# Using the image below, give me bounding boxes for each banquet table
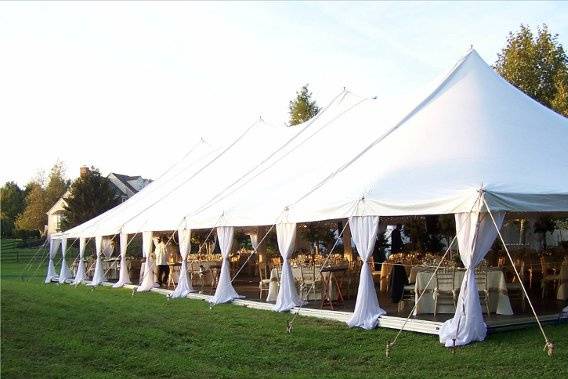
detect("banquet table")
[138,260,221,287]
[413,268,513,315]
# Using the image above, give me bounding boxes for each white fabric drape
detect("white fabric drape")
[45,237,61,283]
[274,223,303,312]
[72,238,87,285]
[171,228,195,298]
[439,211,505,347]
[58,238,71,284]
[113,233,131,288]
[90,235,105,285]
[137,231,155,292]
[346,216,386,329]
[210,226,240,304]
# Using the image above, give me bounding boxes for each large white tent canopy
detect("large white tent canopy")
[51,49,568,347]
[144,49,568,230]
[62,91,369,238]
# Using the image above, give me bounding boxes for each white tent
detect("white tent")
[120,91,370,233]
[54,49,568,346]
[63,91,363,238]
[188,49,568,228]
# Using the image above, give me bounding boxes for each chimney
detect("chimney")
[80,166,90,178]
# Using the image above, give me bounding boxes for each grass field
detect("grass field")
[2,239,568,378]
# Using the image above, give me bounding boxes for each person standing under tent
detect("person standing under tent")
[154,236,169,287]
[391,224,403,254]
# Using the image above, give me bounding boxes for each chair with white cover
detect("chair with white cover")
[475,267,491,317]
[299,265,320,301]
[434,267,457,318]
[540,256,560,299]
[258,263,271,300]
[507,259,526,311]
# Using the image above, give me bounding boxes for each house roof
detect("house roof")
[46,190,71,215]
[108,173,152,197]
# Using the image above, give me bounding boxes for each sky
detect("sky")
[1,1,567,186]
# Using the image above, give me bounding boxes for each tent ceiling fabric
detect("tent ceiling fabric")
[59,49,568,238]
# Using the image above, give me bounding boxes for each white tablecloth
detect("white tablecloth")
[413,268,513,315]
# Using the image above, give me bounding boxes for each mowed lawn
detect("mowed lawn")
[1,242,568,378]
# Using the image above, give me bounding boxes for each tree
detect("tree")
[288,84,320,126]
[44,161,69,208]
[14,162,69,236]
[14,181,46,235]
[495,24,568,117]
[0,182,26,237]
[61,167,120,230]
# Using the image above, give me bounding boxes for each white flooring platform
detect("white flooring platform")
[54,279,566,336]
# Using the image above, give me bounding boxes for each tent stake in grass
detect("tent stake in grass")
[385,341,393,358]
[286,320,293,334]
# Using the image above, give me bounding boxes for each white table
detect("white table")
[413,268,513,315]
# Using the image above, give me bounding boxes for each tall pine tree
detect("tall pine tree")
[288,84,320,126]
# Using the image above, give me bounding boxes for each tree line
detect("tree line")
[1,163,120,241]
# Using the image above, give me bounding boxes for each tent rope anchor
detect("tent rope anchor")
[385,341,394,358]
[544,340,555,357]
[286,320,293,334]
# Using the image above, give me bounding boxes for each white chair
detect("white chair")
[258,263,271,300]
[433,268,457,318]
[299,265,320,301]
[475,267,491,317]
[507,259,526,311]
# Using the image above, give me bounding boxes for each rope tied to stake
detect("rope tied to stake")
[482,196,555,357]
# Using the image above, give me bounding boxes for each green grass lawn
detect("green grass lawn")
[2,241,568,378]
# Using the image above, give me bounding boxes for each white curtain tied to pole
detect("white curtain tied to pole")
[439,210,505,347]
[113,233,131,288]
[73,238,87,285]
[45,237,61,283]
[137,231,155,292]
[58,238,71,284]
[210,226,240,304]
[171,228,195,298]
[274,223,303,312]
[346,216,386,329]
[90,236,105,285]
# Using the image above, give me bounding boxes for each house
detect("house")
[45,190,71,236]
[45,167,152,236]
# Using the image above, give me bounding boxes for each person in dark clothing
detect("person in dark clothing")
[390,224,403,254]
[372,233,386,271]
[389,263,409,303]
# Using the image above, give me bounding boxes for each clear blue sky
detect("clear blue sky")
[1,1,566,186]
